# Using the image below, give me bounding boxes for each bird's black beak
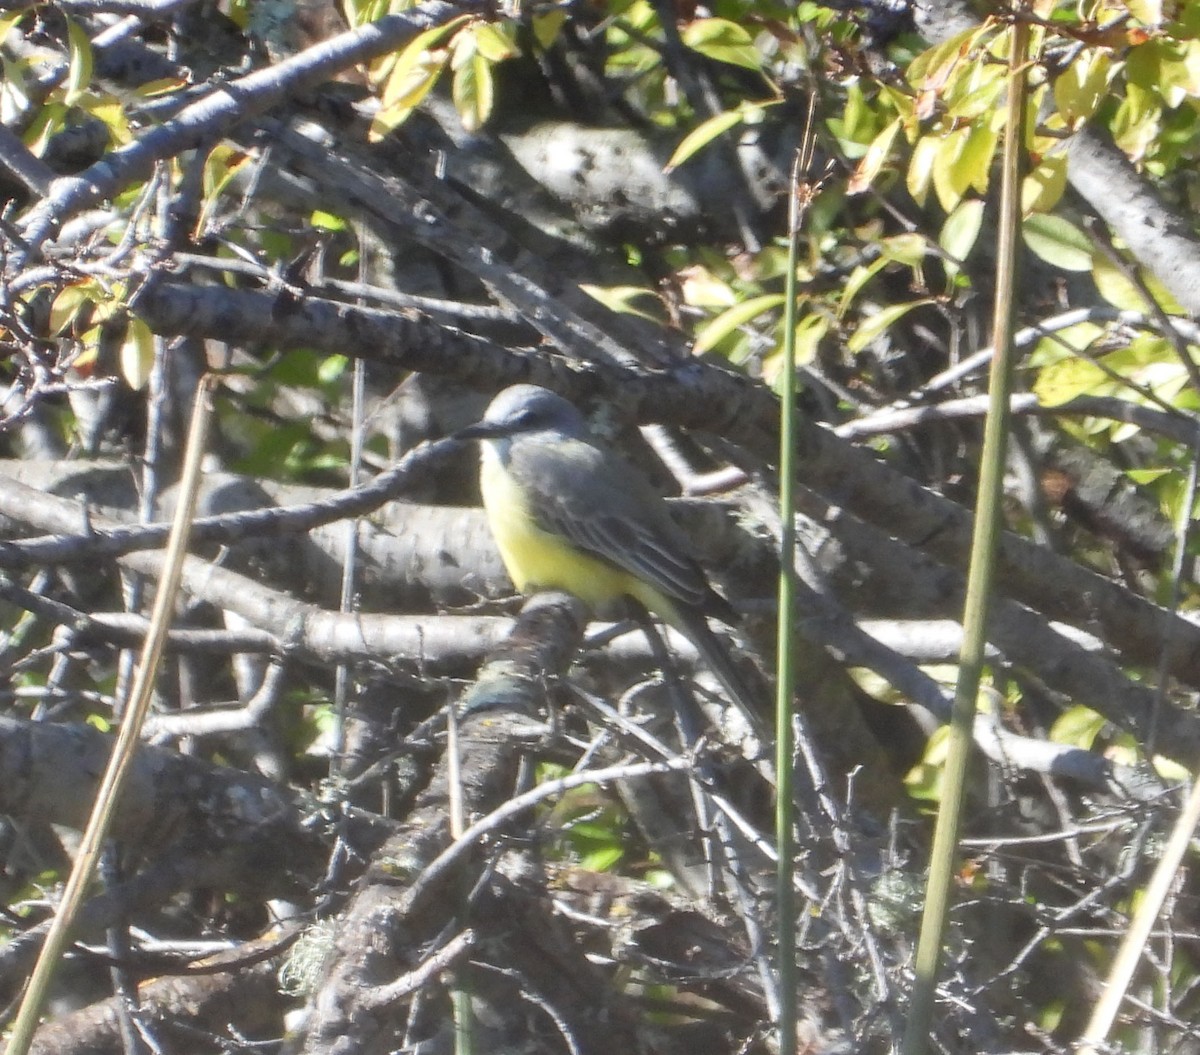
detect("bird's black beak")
[454,420,509,442]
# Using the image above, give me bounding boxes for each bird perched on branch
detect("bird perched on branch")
[457,384,763,734]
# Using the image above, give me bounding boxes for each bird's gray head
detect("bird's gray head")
[458,385,589,442]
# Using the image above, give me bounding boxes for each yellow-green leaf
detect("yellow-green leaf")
[1022,153,1067,213]
[1125,0,1162,27]
[1022,213,1093,272]
[532,10,566,49]
[473,21,519,62]
[1092,253,1184,314]
[1111,82,1160,161]
[133,77,188,99]
[848,299,932,353]
[1054,48,1111,127]
[377,14,469,105]
[692,293,785,354]
[838,257,888,317]
[939,197,984,267]
[311,209,347,231]
[847,118,901,195]
[666,108,743,171]
[1033,356,1111,407]
[679,265,736,308]
[680,18,762,72]
[1049,704,1108,749]
[452,49,493,133]
[50,283,97,335]
[579,283,661,322]
[120,316,156,391]
[932,125,970,213]
[906,134,939,207]
[881,232,928,267]
[666,99,777,171]
[64,17,93,105]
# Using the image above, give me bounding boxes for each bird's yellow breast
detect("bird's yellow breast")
[479,447,672,618]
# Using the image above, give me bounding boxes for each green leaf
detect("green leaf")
[1032,356,1110,407]
[310,209,346,232]
[667,101,776,171]
[932,125,971,213]
[64,17,93,106]
[1091,254,1183,315]
[906,134,939,207]
[50,283,97,335]
[837,257,888,317]
[1049,705,1107,749]
[452,47,493,133]
[847,118,901,195]
[881,233,928,267]
[1022,214,1093,272]
[368,15,470,140]
[848,300,932,353]
[939,197,984,267]
[120,316,156,391]
[472,22,519,62]
[680,18,762,72]
[1053,48,1111,127]
[957,122,998,194]
[692,293,785,354]
[532,10,566,49]
[1111,82,1160,161]
[579,283,661,322]
[666,109,743,171]
[1021,153,1067,213]
[1125,0,1162,24]
[580,845,624,872]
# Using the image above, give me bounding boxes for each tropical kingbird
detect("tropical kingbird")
[457,384,763,734]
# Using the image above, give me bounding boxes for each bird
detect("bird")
[456,383,763,735]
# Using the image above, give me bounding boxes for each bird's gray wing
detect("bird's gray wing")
[512,436,713,610]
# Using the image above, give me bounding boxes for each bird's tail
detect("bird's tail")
[672,606,768,740]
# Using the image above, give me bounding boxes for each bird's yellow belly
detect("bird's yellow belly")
[480,454,658,614]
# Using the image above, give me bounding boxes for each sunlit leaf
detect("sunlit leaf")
[1111,82,1160,161]
[473,21,519,62]
[957,122,998,194]
[1021,153,1067,213]
[907,134,939,207]
[881,232,928,267]
[772,312,827,377]
[1053,48,1111,127]
[1022,213,1093,272]
[680,18,762,72]
[133,77,188,99]
[667,100,776,171]
[679,266,736,308]
[368,14,470,139]
[939,198,984,268]
[579,283,661,322]
[1125,0,1162,27]
[1092,254,1184,314]
[532,9,566,48]
[311,209,347,231]
[847,118,900,195]
[932,125,970,213]
[1033,356,1111,407]
[666,108,743,171]
[50,283,97,335]
[120,316,156,391]
[838,257,888,317]
[692,293,785,354]
[452,44,493,133]
[64,17,93,105]
[848,299,933,353]
[1049,705,1107,749]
